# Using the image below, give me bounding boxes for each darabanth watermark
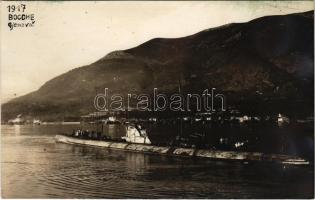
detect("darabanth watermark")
[94,88,226,112]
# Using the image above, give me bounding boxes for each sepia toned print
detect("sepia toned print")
[1,1,314,199]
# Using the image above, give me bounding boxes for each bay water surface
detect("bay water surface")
[1,124,313,198]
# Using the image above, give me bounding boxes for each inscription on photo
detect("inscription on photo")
[7,4,35,31]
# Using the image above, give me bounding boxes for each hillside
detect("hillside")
[2,11,314,121]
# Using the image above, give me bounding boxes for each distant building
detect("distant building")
[8,114,25,125]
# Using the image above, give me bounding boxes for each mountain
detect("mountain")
[2,11,314,121]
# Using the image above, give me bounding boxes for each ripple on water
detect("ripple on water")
[1,125,314,198]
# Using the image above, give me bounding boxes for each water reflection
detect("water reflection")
[13,125,21,136]
[1,125,314,198]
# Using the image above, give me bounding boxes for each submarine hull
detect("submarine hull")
[55,135,309,165]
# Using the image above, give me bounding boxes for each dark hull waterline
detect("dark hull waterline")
[55,135,309,165]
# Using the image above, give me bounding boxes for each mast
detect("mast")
[178,72,183,139]
[95,87,99,133]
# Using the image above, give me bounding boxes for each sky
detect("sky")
[1,1,313,103]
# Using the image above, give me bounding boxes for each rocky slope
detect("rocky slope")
[2,11,314,121]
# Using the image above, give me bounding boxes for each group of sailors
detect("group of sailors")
[71,129,104,140]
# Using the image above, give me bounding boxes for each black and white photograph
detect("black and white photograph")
[1,1,314,199]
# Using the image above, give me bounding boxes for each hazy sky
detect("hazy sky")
[1,1,313,102]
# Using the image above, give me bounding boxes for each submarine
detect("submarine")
[55,123,310,166]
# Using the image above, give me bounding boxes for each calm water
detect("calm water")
[1,125,314,198]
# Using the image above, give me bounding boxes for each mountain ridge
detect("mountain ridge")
[2,11,314,121]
